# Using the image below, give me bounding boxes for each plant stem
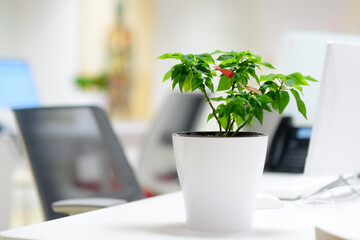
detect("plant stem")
[225,119,236,136]
[224,82,237,134]
[203,90,222,134]
[225,116,231,133]
[229,119,235,131]
[231,117,252,136]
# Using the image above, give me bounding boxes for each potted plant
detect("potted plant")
[158,50,317,232]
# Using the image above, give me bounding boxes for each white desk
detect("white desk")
[1,191,360,240]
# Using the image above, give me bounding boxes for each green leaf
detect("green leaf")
[250,95,262,106]
[233,72,247,86]
[259,81,279,93]
[204,77,214,93]
[210,50,223,55]
[261,103,272,112]
[258,94,273,103]
[172,77,178,90]
[171,65,187,92]
[233,113,245,128]
[207,113,214,122]
[279,91,290,114]
[180,54,194,66]
[217,75,232,91]
[247,117,255,129]
[217,54,234,61]
[198,84,206,93]
[293,84,303,93]
[254,55,262,64]
[195,53,215,64]
[225,102,236,116]
[261,62,275,69]
[254,104,264,124]
[157,53,182,60]
[225,90,238,94]
[191,75,204,91]
[219,57,237,66]
[285,78,295,87]
[211,96,226,102]
[215,103,224,115]
[183,72,193,92]
[288,72,309,86]
[234,98,246,119]
[194,64,211,76]
[304,75,318,82]
[275,74,286,82]
[163,68,172,82]
[290,89,307,119]
[271,91,280,111]
[248,68,260,85]
[256,94,273,113]
[219,116,228,130]
[178,73,187,92]
[260,73,276,82]
[171,64,184,80]
[265,91,275,100]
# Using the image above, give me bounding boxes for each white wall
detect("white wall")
[249,0,348,66]
[0,0,107,107]
[18,0,83,105]
[247,0,360,126]
[152,0,254,116]
[152,0,360,128]
[0,0,22,57]
[2,0,360,116]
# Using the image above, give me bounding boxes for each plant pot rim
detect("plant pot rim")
[172,131,267,138]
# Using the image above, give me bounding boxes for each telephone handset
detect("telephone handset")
[264,117,311,173]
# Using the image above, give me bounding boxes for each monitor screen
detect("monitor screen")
[305,41,360,176]
[0,60,39,108]
[296,127,312,140]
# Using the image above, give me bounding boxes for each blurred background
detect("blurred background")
[1,0,360,230]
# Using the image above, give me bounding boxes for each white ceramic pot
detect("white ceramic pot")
[172,131,268,232]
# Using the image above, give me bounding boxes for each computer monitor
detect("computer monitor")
[304,41,360,176]
[0,60,39,108]
[282,31,360,127]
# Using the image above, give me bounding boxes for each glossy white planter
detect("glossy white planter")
[172,132,268,232]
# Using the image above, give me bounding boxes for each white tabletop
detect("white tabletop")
[1,191,360,240]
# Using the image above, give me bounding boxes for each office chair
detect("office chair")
[137,93,204,195]
[13,106,144,220]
